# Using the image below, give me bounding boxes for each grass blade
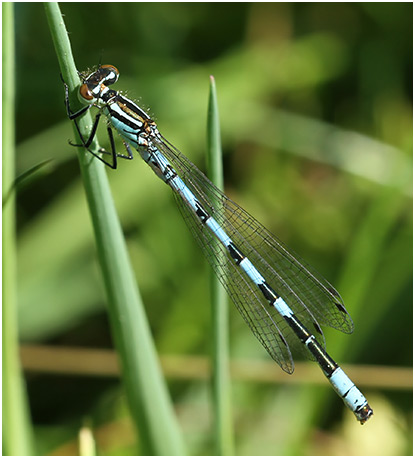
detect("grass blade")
[2,3,34,454]
[44,3,185,454]
[206,75,234,455]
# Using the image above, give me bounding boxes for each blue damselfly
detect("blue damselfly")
[63,65,373,424]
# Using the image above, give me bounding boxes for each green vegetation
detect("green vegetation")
[6,3,412,455]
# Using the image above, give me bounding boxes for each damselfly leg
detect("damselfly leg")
[63,79,133,169]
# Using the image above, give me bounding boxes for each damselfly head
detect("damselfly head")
[78,65,120,104]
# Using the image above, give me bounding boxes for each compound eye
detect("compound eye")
[100,64,119,85]
[79,83,94,101]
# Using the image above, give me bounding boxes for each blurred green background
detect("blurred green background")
[11,2,412,455]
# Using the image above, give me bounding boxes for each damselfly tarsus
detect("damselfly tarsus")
[63,65,373,423]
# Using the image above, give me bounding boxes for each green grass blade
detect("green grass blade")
[2,2,34,455]
[206,75,234,455]
[44,3,185,455]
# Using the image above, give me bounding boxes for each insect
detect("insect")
[63,65,373,423]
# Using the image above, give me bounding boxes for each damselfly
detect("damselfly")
[63,65,373,423]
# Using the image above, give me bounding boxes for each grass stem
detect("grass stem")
[206,75,234,455]
[44,3,185,454]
